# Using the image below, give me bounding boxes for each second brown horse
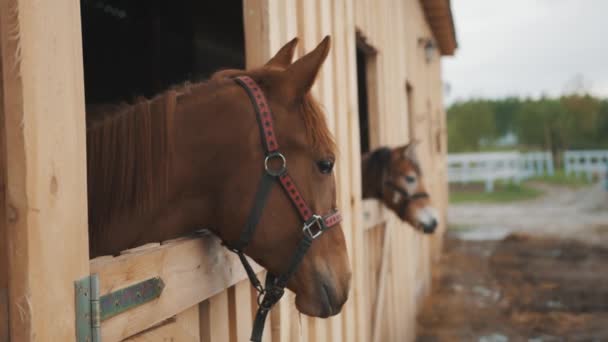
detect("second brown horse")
[361,142,439,233]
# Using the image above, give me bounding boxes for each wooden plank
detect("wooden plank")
[243,0,283,68]
[0,0,90,340]
[92,236,262,342]
[371,224,391,342]
[0,26,8,341]
[299,313,309,342]
[271,294,291,342]
[243,0,270,67]
[199,300,210,342]
[200,291,230,342]
[344,0,369,339]
[330,1,358,341]
[283,0,298,49]
[284,293,301,342]
[125,305,200,342]
[211,291,231,342]
[230,280,254,342]
[362,199,390,230]
[0,290,5,342]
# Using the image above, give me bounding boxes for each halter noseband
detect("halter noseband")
[384,181,429,201]
[227,76,342,342]
[384,180,429,217]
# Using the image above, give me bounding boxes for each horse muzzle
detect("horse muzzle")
[416,206,439,234]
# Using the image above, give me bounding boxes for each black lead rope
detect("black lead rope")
[230,199,316,342]
[249,234,314,342]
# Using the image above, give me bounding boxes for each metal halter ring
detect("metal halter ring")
[264,152,287,177]
[303,214,326,240]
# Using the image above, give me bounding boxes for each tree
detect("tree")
[447,100,496,152]
[446,95,608,159]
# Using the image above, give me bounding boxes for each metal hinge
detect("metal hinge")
[74,275,165,342]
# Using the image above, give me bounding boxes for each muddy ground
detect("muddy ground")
[416,183,608,341]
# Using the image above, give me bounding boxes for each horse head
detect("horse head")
[362,142,439,233]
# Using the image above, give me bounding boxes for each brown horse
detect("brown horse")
[85,37,351,318]
[361,142,439,233]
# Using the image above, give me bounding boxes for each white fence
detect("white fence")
[447,151,554,192]
[564,150,608,182]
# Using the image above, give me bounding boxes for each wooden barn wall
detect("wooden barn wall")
[355,0,449,341]
[0,0,448,341]
[402,0,449,261]
[0,0,91,340]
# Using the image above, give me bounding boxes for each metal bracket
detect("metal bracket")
[75,275,165,342]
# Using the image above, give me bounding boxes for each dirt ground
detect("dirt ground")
[416,183,608,341]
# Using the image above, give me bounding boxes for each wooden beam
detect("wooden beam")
[91,235,262,342]
[0,24,8,341]
[243,0,282,68]
[200,291,230,342]
[362,199,390,231]
[344,1,370,340]
[371,224,391,342]
[420,0,457,55]
[124,305,200,342]
[0,0,90,340]
[229,280,254,342]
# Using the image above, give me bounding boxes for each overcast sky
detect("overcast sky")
[442,0,608,104]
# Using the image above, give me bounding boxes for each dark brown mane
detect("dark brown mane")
[85,80,217,237]
[361,147,392,198]
[85,92,173,236]
[298,93,337,156]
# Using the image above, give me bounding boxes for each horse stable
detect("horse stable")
[0,0,456,341]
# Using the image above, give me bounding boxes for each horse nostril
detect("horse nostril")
[422,219,438,234]
[319,282,335,317]
[318,278,346,318]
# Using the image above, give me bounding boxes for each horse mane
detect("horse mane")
[298,93,337,156]
[362,147,392,198]
[85,80,216,236]
[85,93,172,235]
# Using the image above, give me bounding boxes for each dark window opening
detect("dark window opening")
[406,81,415,141]
[356,46,370,154]
[356,31,378,155]
[80,0,245,104]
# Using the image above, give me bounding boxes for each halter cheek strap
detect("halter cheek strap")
[228,76,342,342]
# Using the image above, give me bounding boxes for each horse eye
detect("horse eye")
[317,159,334,174]
[405,175,416,183]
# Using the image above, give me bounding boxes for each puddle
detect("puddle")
[479,333,509,342]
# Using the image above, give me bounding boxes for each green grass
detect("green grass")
[447,224,475,231]
[529,170,592,188]
[449,182,543,204]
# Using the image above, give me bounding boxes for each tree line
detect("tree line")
[447,94,608,166]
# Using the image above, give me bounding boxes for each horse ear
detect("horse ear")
[281,35,331,100]
[265,37,299,69]
[400,139,420,160]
